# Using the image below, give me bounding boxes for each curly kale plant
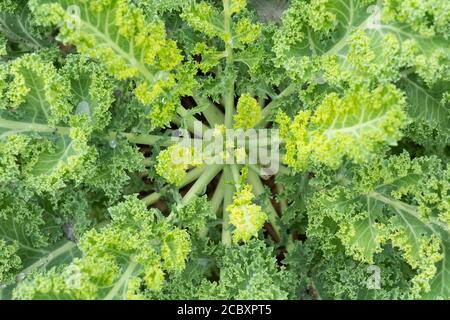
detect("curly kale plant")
[0,0,449,300]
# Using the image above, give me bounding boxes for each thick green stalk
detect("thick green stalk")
[276,184,288,212]
[182,165,224,205]
[257,84,298,127]
[142,158,152,167]
[141,192,162,207]
[230,164,241,184]
[114,132,174,146]
[141,166,206,206]
[223,0,235,129]
[194,95,225,126]
[198,172,225,239]
[0,118,174,146]
[175,106,210,134]
[210,173,225,215]
[0,118,70,135]
[222,166,234,246]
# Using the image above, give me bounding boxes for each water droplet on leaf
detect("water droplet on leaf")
[76,101,91,116]
[109,140,117,149]
[16,273,26,282]
[314,73,326,84]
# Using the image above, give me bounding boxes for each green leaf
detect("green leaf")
[369,191,450,299]
[19,240,79,278]
[279,0,447,58]
[13,197,192,300]
[399,75,450,135]
[308,154,450,299]
[30,135,79,176]
[0,54,89,188]
[0,4,49,50]
[0,221,80,299]
[343,197,385,262]
[99,261,141,300]
[31,0,181,86]
[277,84,408,171]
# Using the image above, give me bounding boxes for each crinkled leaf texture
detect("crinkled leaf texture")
[274,0,450,140]
[13,196,191,300]
[307,154,449,299]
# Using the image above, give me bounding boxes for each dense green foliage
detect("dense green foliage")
[0,0,449,300]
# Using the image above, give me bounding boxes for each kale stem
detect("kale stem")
[222,166,234,246]
[175,106,210,133]
[141,192,162,207]
[230,164,241,185]
[0,117,176,146]
[117,132,174,146]
[223,0,235,129]
[211,173,225,215]
[142,158,152,167]
[258,83,298,127]
[276,183,288,212]
[141,166,206,206]
[182,165,223,205]
[194,95,225,126]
